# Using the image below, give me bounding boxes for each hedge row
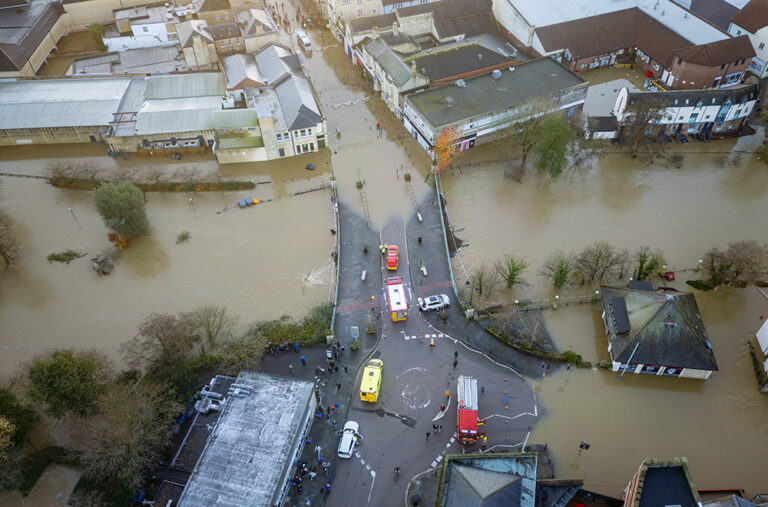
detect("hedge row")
[485,325,591,368]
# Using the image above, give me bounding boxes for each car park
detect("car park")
[337,421,362,458]
[417,294,450,312]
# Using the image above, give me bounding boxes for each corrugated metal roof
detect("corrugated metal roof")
[135,97,257,135]
[144,73,225,99]
[0,78,131,129]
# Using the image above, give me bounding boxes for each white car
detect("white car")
[417,294,450,312]
[337,421,362,458]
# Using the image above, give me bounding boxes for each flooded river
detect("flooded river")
[0,145,335,375]
[439,141,768,497]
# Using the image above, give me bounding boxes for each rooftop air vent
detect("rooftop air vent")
[491,69,502,79]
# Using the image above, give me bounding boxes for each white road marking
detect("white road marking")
[436,455,444,463]
[366,473,376,505]
[430,460,437,468]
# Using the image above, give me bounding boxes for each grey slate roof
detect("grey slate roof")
[0,0,63,71]
[407,57,586,130]
[177,20,213,48]
[193,0,230,12]
[600,286,718,371]
[221,53,264,89]
[204,22,240,41]
[235,8,277,36]
[439,454,538,507]
[275,74,322,130]
[689,0,739,31]
[254,44,300,85]
[627,83,758,108]
[398,0,497,38]
[145,73,225,99]
[365,37,412,86]
[179,371,314,507]
[349,13,397,33]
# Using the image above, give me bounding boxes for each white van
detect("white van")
[296,30,312,52]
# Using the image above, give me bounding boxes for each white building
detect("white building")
[106,5,180,52]
[727,0,768,78]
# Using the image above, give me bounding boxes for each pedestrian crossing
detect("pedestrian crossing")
[403,333,444,341]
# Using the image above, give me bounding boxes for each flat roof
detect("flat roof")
[179,371,314,507]
[407,57,585,130]
[0,78,131,129]
[387,279,407,311]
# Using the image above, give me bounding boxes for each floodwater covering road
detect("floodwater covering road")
[439,140,768,497]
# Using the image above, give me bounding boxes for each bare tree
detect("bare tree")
[702,240,768,287]
[621,94,668,163]
[120,313,198,371]
[185,305,238,348]
[469,264,500,304]
[574,241,630,285]
[0,210,19,270]
[142,166,169,188]
[498,98,559,176]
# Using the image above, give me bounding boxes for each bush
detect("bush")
[349,341,359,352]
[176,231,190,244]
[47,249,84,264]
[0,389,36,446]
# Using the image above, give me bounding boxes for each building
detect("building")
[756,318,768,393]
[600,285,718,379]
[727,0,768,78]
[69,46,187,75]
[613,83,758,138]
[0,77,132,145]
[178,371,316,507]
[402,56,587,155]
[0,0,67,78]
[105,5,180,52]
[494,0,755,90]
[193,0,235,25]
[623,458,701,506]
[381,0,439,14]
[683,0,741,32]
[235,8,279,53]
[355,33,518,118]
[323,0,384,36]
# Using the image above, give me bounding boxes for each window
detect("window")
[685,99,689,105]
[720,63,725,69]
[737,30,742,35]
[216,15,220,22]
[302,143,309,152]
[735,109,742,117]
[142,26,149,32]
[310,142,314,151]
[300,129,306,137]
[741,58,746,64]
[296,145,301,153]
[689,113,698,123]
[276,133,282,141]
[279,147,285,157]
[221,42,226,49]
[307,128,312,135]
[695,98,703,109]
[357,8,362,16]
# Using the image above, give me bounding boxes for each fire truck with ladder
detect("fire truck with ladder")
[457,375,485,445]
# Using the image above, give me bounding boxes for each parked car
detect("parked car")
[386,245,399,270]
[337,421,362,458]
[417,294,450,312]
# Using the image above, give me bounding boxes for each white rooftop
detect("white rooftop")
[0,78,131,129]
[179,371,314,507]
[510,0,728,44]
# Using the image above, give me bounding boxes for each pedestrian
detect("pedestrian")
[309,471,317,481]
[315,366,321,374]
[332,419,337,427]
[295,343,300,353]
[344,365,348,373]
[445,391,451,399]
[325,483,332,493]
[481,386,485,394]
[336,382,341,390]
[426,431,430,441]
[453,359,457,368]
[440,405,445,412]
[341,346,345,355]
[454,351,458,359]
[432,424,438,431]
[289,364,294,375]
[326,406,331,415]
[438,424,442,434]
[429,338,435,349]
[301,356,306,365]
[334,366,339,373]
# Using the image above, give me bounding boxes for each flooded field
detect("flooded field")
[440,140,768,497]
[0,146,335,375]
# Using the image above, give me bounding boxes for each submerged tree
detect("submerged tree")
[633,246,665,281]
[621,94,668,163]
[0,210,19,270]
[536,114,572,177]
[700,240,768,287]
[498,256,528,288]
[541,252,573,289]
[93,181,149,239]
[120,312,198,371]
[574,241,630,285]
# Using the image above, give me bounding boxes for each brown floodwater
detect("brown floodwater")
[439,138,768,497]
[0,145,335,375]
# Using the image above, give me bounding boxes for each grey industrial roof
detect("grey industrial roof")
[365,37,412,87]
[275,74,322,130]
[0,78,131,129]
[145,73,225,99]
[135,98,258,135]
[221,53,264,89]
[0,0,64,71]
[439,454,538,507]
[689,0,740,31]
[411,44,513,82]
[600,286,718,371]
[179,371,314,507]
[406,57,586,129]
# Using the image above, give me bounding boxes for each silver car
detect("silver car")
[417,294,450,312]
[337,421,362,458]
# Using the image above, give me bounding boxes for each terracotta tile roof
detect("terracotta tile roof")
[673,35,755,66]
[730,0,768,33]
